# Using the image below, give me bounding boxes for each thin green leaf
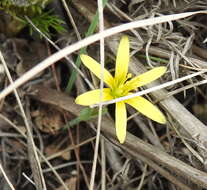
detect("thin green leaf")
[65,0,108,93]
[63,107,108,128]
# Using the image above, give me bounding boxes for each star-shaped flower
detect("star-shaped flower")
[75,36,166,143]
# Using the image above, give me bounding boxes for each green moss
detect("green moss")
[0,0,48,16]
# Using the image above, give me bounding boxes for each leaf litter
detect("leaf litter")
[0,0,207,189]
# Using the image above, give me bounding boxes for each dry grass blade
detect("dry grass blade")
[0,11,206,100]
[24,16,94,90]
[103,116,207,188]
[106,37,207,160]
[1,7,207,189]
[0,163,15,190]
[91,69,206,107]
[0,52,47,190]
[88,0,105,190]
[29,85,207,189]
[0,114,69,190]
[124,149,192,190]
[61,0,81,40]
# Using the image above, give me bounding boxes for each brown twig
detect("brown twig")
[29,85,207,189]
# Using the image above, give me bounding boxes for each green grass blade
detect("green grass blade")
[63,107,108,129]
[65,0,108,93]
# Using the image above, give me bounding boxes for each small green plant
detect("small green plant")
[0,0,66,38]
[64,107,108,129]
[19,10,66,38]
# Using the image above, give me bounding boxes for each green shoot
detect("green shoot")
[19,10,66,38]
[63,107,108,129]
[137,54,169,64]
[65,0,108,93]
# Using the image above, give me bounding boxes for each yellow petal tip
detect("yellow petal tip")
[118,136,125,144]
[80,54,87,62]
[115,102,127,144]
[122,35,128,40]
[155,114,167,124]
[75,96,81,105]
[159,66,167,73]
[154,66,167,77]
[159,116,167,124]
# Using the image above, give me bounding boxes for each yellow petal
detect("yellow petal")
[115,36,129,84]
[80,54,114,88]
[75,88,113,106]
[124,67,167,91]
[115,102,127,143]
[126,96,166,124]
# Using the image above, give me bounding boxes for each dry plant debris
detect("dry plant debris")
[0,0,207,190]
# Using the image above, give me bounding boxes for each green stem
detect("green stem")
[65,0,108,93]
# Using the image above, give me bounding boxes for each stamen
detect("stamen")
[127,73,132,79]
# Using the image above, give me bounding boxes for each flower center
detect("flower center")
[110,73,133,98]
[110,85,125,98]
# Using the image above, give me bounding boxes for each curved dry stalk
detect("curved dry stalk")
[29,85,207,189]
[91,69,206,107]
[60,0,81,40]
[0,11,206,100]
[89,0,105,189]
[0,51,47,190]
[107,37,207,158]
[0,163,15,190]
[0,115,69,190]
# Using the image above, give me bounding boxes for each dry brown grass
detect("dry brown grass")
[0,0,207,189]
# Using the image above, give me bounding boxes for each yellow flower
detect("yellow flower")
[75,36,167,143]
